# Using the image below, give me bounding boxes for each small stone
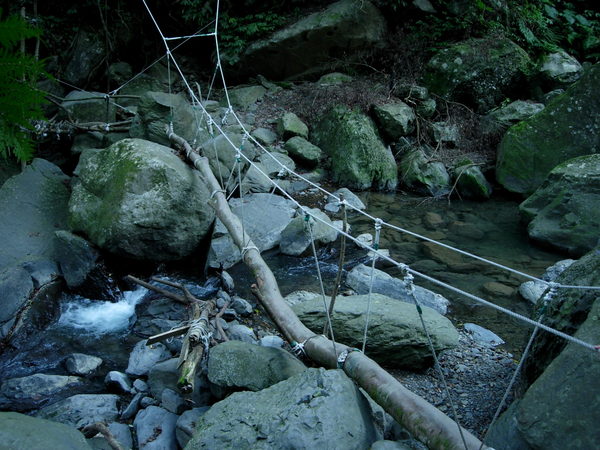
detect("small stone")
[227,324,257,343]
[140,397,158,408]
[120,392,143,420]
[133,379,149,393]
[65,353,103,376]
[162,388,186,415]
[277,112,309,140]
[126,340,171,377]
[356,233,373,248]
[251,127,277,146]
[482,281,514,297]
[259,335,284,348]
[231,296,253,317]
[464,323,505,347]
[104,371,132,394]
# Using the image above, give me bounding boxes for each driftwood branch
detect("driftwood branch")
[168,129,488,450]
[126,275,190,305]
[178,302,214,394]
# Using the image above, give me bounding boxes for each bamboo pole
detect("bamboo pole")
[167,129,490,450]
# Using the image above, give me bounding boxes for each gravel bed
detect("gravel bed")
[391,330,519,439]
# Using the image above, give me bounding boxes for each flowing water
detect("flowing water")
[229,192,563,354]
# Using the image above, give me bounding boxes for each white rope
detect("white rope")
[361,218,382,353]
[164,32,215,40]
[306,213,338,357]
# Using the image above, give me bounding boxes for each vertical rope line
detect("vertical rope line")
[402,266,468,450]
[236,152,247,248]
[306,214,338,357]
[361,218,382,353]
[479,284,557,450]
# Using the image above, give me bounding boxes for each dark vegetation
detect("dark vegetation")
[1,0,598,163]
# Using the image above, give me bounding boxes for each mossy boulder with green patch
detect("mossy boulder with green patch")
[312,105,397,191]
[496,63,600,195]
[68,138,214,261]
[451,160,492,200]
[399,148,450,197]
[422,37,532,113]
[372,101,416,141]
[519,154,600,257]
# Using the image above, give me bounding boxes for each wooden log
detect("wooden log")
[168,129,489,450]
[178,302,214,394]
[146,325,190,346]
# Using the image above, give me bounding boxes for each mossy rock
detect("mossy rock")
[422,36,532,113]
[312,105,397,191]
[496,63,600,195]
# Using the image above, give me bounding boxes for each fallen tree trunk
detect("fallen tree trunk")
[168,129,489,450]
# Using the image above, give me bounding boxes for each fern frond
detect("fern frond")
[0,11,41,49]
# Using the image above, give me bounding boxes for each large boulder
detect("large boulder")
[208,193,297,268]
[63,30,105,86]
[519,154,600,256]
[312,106,398,191]
[346,264,449,315]
[372,101,416,141]
[538,50,583,86]
[0,412,91,450]
[229,0,386,80]
[423,36,532,113]
[496,63,600,194]
[129,91,210,147]
[0,159,70,338]
[291,293,458,369]
[185,368,379,449]
[134,406,178,450]
[207,340,306,394]
[68,139,215,261]
[523,248,600,384]
[488,296,600,449]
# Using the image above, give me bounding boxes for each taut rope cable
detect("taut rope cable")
[361,218,382,353]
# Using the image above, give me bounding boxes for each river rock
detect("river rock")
[398,148,451,197]
[326,187,366,213]
[0,412,91,450]
[538,50,583,86]
[496,63,600,195]
[312,105,397,191]
[207,340,306,396]
[130,91,209,147]
[464,323,505,347]
[63,30,105,86]
[284,136,323,167]
[450,160,492,200]
[279,207,338,256]
[161,388,186,414]
[229,0,386,80]
[134,406,178,450]
[519,154,600,256]
[0,374,83,412]
[259,335,285,348]
[251,127,277,146]
[208,193,297,268]
[104,371,132,394]
[423,36,532,112]
[372,101,416,141]
[69,139,215,261]
[291,293,458,368]
[488,100,545,125]
[147,358,180,399]
[65,353,103,376]
[53,231,99,289]
[277,112,309,139]
[120,392,143,421]
[346,264,450,315]
[126,340,171,377]
[241,152,296,194]
[227,324,257,343]
[483,281,514,297]
[518,259,576,304]
[186,368,379,449]
[176,407,210,448]
[87,422,132,450]
[59,90,116,123]
[36,394,119,428]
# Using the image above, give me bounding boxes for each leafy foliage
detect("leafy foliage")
[0,8,47,162]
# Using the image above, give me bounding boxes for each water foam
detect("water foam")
[58,286,147,335]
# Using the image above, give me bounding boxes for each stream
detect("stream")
[0,192,562,388]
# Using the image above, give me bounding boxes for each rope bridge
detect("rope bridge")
[51,1,600,447]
